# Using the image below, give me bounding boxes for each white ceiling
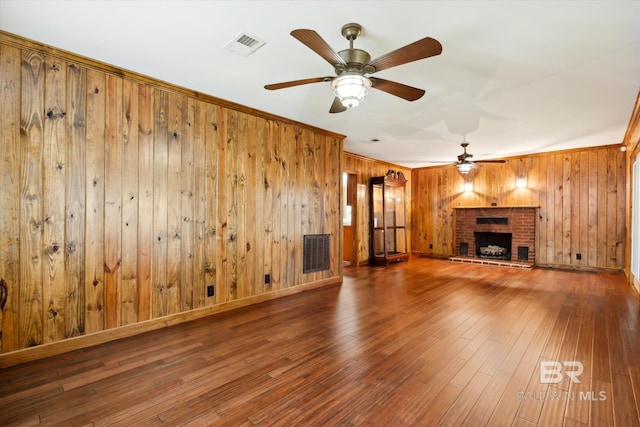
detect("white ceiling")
[1,1,639,168]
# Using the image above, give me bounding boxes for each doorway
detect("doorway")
[343,172,357,266]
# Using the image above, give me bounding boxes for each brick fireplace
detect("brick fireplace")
[454,206,538,265]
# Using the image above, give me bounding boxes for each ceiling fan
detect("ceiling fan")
[455,142,506,174]
[264,23,442,113]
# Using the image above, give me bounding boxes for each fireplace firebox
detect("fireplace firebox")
[475,232,512,260]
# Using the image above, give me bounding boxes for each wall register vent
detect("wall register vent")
[303,234,330,273]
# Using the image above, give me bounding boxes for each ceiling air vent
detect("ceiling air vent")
[224,31,265,57]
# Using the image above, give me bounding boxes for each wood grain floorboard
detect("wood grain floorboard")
[0,258,638,426]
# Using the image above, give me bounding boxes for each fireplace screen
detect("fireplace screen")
[474,232,512,260]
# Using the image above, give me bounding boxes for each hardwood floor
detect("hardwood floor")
[1,257,639,426]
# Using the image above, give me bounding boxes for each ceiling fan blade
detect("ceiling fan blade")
[290,29,346,67]
[370,78,426,101]
[264,77,330,90]
[474,160,506,163]
[367,37,442,73]
[329,97,347,114]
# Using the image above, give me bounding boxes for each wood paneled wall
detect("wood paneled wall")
[0,32,343,357]
[411,145,626,271]
[342,152,412,265]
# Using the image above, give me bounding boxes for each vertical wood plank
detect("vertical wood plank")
[166,92,183,315]
[205,103,220,306]
[192,99,207,309]
[137,84,153,322]
[0,44,22,353]
[357,183,368,264]
[597,149,608,267]
[289,127,300,287]
[42,56,67,343]
[152,89,168,318]
[284,125,295,286]
[299,130,311,284]
[546,152,557,264]
[236,112,248,298]
[312,133,324,280]
[260,119,273,292]
[180,97,195,311]
[245,115,259,296]
[104,74,122,330]
[607,148,621,268]
[285,126,296,287]
[578,151,589,266]
[615,149,625,270]
[215,107,227,304]
[319,134,330,280]
[64,62,86,339]
[329,136,342,278]
[279,125,290,289]
[225,110,238,301]
[570,152,581,266]
[84,68,106,334]
[20,50,46,348]
[536,156,548,265]
[587,150,599,266]
[553,154,563,264]
[271,122,282,290]
[120,78,138,326]
[562,153,572,265]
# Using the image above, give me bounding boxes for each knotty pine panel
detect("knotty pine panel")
[0,35,343,356]
[64,62,86,338]
[20,50,46,349]
[137,84,154,321]
[0,43,21,353]
[43,56,67,344]
[411,145,626,270]
[342,152,412,265]
[84,68,106,334]
[120,79,139,326]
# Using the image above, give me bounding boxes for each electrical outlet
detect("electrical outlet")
[265,274,270,284]
[207,285,214,297]
[576,253,582,260]
[429,244,433,249]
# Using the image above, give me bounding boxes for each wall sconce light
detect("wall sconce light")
[464,181,474,192]
[516,176,527,189]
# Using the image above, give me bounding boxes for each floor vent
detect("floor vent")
[303,234,330,273]
[517,246,529,261]
[223,31,265,56]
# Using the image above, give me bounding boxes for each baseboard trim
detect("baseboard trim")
[535,263,623,274]
[0,276,342,369]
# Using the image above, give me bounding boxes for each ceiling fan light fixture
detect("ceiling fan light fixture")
[332,74,371,108]
[457,162,473,174]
